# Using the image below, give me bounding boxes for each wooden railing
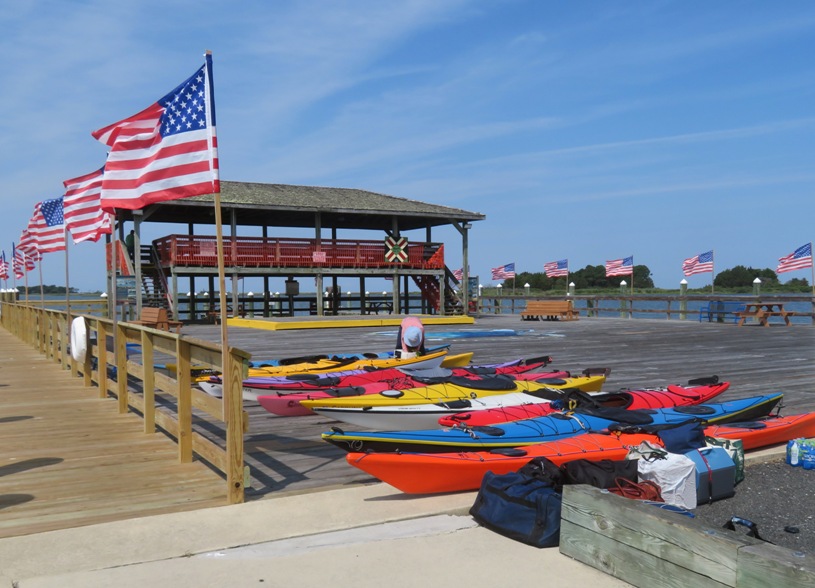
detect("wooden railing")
[0,301,250,504]
[153,234,446,270]
[476,294,815,324]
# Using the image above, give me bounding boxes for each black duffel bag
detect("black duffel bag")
[560,458,639,489]
[469,465,562,548]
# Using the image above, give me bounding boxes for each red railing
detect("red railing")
[153,235,445,270]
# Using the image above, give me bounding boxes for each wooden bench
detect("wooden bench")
[207,304,246,324]
[133,307,183,333]
[521,300,578,321]
[698,301,746,323]
[561,484,815,587]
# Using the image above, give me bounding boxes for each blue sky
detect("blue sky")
[2,0,814,292]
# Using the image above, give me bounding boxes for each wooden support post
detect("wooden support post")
[176,337,193,463]
[141,330,156,434]
[116,323,128,413]
[224,346,246,504]
[96,321,109,399]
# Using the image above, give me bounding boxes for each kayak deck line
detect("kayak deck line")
[226,314,475,331]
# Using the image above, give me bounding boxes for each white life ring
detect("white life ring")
[70,317,88,364]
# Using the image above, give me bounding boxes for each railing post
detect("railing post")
[96,321,109,399]
[679,279,687,320]
[141,330,156,434]
[176,337,193,463]
[224,347,246,504]
[116,323,128,414]
[619,281,628,318]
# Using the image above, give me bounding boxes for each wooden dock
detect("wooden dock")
[213,314,815,498]
[1,314,813,536]
[0,329,225,539]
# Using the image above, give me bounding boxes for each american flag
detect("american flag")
[0,251,8,280]
[12,243,25,279]
[453,268,464,281]
[63,168,112,243]
[605,256,633,277]
[776,243,813,274]
[682,250,713,276]
[544,259,568,277]
[25,198,65,253]
[93,54,220,211]
[491,263,515,280]
[17,230,40,270]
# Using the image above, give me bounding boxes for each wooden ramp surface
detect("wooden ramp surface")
[0,329,226,539]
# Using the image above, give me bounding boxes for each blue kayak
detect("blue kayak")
[321,392,783,453]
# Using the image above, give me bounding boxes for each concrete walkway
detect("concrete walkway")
[0,482,631,588]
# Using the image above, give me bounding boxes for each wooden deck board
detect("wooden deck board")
[2,314,813,537]
[0,329,226,539]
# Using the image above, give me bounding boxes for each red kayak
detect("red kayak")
[437,377,729,428]
[345,412,815,494]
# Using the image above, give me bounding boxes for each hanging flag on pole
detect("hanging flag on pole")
[25,198,66,254]
[17,229,40,270]
[0,251,8,281]
[682,250,714,276]
[491,263,515,280]
[63,168,112,243]
[776,243,813,273]
[93,55,220,210]
[544,259,568,277]
[12,243,25,279]
[453,268,464,281]
[605,256,633,277]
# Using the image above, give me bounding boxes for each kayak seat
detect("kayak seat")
[715,420,767,429]
[464,366,498,375]
[490,447,528,456]
[283,373,323,381]
[323,386,366,398]
[471,425,506,437]
[574,405,655,425]
[532,378,568,386]
[523,388,564,401]
[436,399,473,409]
[673,405,717,415]
[448,375,517,391]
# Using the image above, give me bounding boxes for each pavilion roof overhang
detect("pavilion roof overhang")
[118,181,485,232]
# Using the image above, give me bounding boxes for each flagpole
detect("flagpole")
[711,249,715,294]
[39,258,44,306]
[810,242,814,296]
[203,50,232,425]
[64,228,71,319]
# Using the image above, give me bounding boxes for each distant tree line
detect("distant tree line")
[18,285,79,295]
[496,265,810,292]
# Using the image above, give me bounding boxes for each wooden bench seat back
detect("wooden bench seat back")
[521,300,578,321]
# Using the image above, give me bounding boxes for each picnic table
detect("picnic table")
[735,302,792,327]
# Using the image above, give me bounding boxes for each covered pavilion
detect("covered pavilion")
[112,181,485,319]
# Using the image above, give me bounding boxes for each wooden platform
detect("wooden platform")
[203,314,815,498]
[1,314,813,537]
[0,329,226,539]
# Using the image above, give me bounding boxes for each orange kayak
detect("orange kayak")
[346,412,815,494]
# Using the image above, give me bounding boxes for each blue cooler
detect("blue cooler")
[685,447,736,505]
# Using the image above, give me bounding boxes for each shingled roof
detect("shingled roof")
[121,181,485,232]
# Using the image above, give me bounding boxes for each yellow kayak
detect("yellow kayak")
[243,349,472,378]
[300,373,607,409]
